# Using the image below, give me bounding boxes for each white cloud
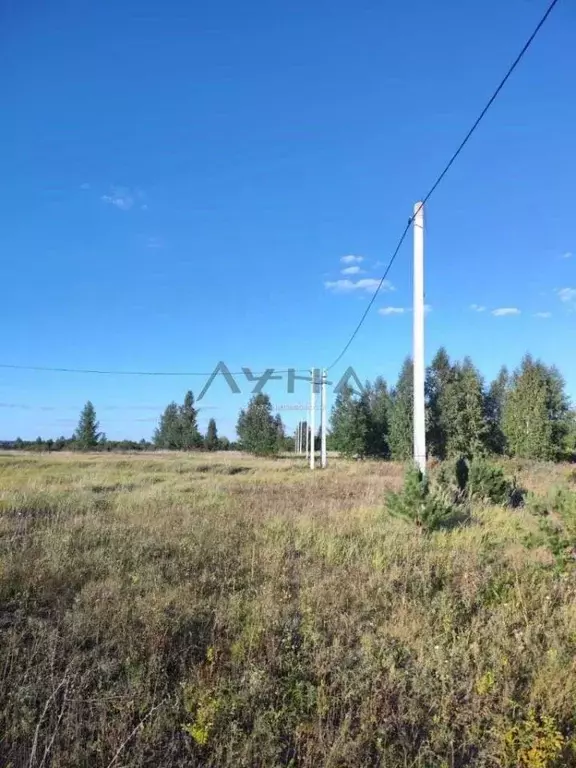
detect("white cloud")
[102,186,134,211]
[470,304,486,312]
[340,254,364,265]
[561,251,572,259]
[341,266,363,275]
[379,306,406,315]
[378,304,431,316]
[558,287,576,303]
[101,185,147,212]
[492,307,521,316]
[325,278,393,293]
[147,237,163,249]
[534,312,552,318]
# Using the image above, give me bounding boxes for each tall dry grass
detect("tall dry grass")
[1,451,576,767]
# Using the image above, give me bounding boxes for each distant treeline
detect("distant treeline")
[2,394,240,453]
[3,350,575,461]
[327,349,576,462]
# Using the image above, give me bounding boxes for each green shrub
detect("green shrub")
[436,456,514,506]
[467,458,513,505]
[386,465,456,533]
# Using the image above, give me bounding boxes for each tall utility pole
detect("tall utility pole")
[305,415,309,459]
[413,202,426,475]
[310,368,317,470]
[321,369,327,468]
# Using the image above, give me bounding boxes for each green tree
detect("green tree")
[180,391,201,450]
[441,358,489,458]
[330,385,369,457]
[204,418,219,451]
[273,413,287,451]
[154,402,182,449]
[389,357,414,460]
[426,347,454,459]
[365,376,391,457]
[503,356,570,460]
[74,401,101,450]
[236,394,281,456]
[486,365,509,454]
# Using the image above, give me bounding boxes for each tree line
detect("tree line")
[330,349,576,461]
[3,394,237,453]
[3,351,575,461]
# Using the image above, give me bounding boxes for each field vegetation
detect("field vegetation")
[2,451,576,767]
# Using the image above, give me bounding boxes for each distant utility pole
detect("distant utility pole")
[305,415,309,459]
[413,202,426,475]
[310,368,318,470]
[321,369,327,468]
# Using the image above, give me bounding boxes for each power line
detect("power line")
[325,0,560,372]
[0,363,308,376]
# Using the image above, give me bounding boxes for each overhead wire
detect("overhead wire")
[324,0,560,372]
[0,363,309,376]
[0,0,561,380]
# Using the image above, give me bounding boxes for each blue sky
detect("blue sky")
[0,0,574,440]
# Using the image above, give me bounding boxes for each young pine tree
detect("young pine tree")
[236,394,280,456]
[75,401,101,450]
[204,418,219,451]
[388,357,414,460]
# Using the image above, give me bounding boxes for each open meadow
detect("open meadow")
[2,451,576,767]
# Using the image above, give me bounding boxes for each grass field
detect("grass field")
[2,451,576,767]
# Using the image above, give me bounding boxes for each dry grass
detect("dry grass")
[1,451,576,767]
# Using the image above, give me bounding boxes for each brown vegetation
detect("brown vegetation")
[1,452,576,767]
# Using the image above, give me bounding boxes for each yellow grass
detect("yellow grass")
[1,451,576,767]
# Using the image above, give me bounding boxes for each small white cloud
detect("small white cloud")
[340,254,364,265]
[147,236,163,249]
[558,287,576,303]
[492,307,521,316]
[470,304,486,312]
[379,306,406,315]
[561,251,572,259]
[325,278,393,293]
[424,304,432,314]
[341,266,363,275]
[534,312,552,318]
[102,186,134,211]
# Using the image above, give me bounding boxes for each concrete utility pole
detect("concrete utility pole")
[321,369,327,468]
[310,368,317,470]
[413,202,426,475]
[305,415,309,459]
